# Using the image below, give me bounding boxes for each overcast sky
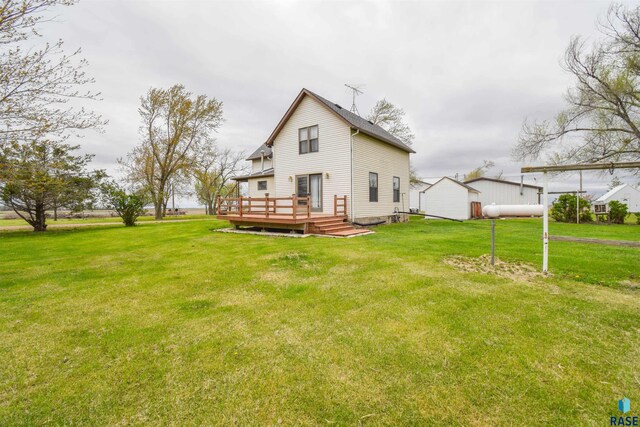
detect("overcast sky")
[38,0,639,204]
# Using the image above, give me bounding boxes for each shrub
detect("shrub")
[102,183,147,226]
[608,200,629,224]
[634,213,640,225]
[550,194,592,223]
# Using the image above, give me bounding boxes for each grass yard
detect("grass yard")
[0,218,639,425]
[0,214,213,227]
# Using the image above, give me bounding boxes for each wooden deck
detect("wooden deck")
[216,195,369,236]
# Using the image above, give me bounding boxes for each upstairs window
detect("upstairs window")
[393,176,400,203]
[299,125,319,154]
[369,172,378,202]
[257,180,267,191]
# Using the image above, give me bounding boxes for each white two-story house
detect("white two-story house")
[233,88,415,225]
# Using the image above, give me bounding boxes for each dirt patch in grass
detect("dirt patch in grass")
[443,254,546,281]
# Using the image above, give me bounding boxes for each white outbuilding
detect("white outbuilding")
[464,177,541,206]
[409,181,431,212]
[422,177,480,220]
[594,184,640,212]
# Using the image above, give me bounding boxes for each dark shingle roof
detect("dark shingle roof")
[246,143,272,161]
[306,90,416,153]
[232,168,274,181]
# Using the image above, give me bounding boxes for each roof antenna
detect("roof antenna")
[344,84,364,116]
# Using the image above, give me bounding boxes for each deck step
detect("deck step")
[308,216,372,237]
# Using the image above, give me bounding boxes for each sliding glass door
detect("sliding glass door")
[296,173,323,212]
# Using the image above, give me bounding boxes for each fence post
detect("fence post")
[307,195,311,218]
[292,194,297,221]
[265,194,269,218]
[239,196,243,218]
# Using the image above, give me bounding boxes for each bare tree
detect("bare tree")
[367,98,415,146]
[122,84,223,219]
[193,145,245,215]
[0,0,105,142]
[514,4,640,170]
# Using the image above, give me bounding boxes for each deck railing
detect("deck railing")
[217,194,348,219]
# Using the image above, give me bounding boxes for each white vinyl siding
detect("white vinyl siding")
[251,158,273,173]
[272,95,351,214]
[352,132,410,219]
[469,179,540,206]
[247,176,274,198]
[423,178,476,220]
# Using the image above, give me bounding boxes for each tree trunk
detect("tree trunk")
[33,204,47,232]
[54,204,58,221]
[207,200,214,215]
[154,203,163,220]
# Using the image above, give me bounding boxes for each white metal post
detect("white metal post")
[543,172,549,273]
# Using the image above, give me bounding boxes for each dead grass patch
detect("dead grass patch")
[443,254,546,282]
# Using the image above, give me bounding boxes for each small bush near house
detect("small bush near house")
[102,183,147,226]
[551,194,592,223]
[608,201,629,224]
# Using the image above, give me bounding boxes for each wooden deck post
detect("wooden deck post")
[247,197,252,214]
[265,194,269,218]
[292,193,297,221]
[333,195,337,216]
[307,195,311,218]
[238,196,243,218]
[343,195,347,217]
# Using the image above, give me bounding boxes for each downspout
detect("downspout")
[350,128,359,221]
[260,150,265,172]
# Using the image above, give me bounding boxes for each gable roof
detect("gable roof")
[595,183,640,202]
[464,176,542,190]
[264,88,416,154]
[424,176,480,193]
[247,143,272,161]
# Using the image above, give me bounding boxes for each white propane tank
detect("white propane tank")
[482,203,544,218]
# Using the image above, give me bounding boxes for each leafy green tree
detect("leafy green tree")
[0,140,103,231]
[551,194,592,223]
[367,98,414,146]
[121,84,223,219]
[608,200,629,224]
[102,182,147,226]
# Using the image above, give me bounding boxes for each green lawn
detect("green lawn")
[0,214,213,227]
[0,218,638,425]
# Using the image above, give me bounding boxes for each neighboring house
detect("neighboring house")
[422,177,480,220]
[594,184,640,212]
[233,88,415,223]
[464,177,541,206]
[409,180,431,212]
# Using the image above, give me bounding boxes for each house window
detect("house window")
[393,176,400,203]
[369,172,378,202]
[257,180,267,191]
[299,125,319,154]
